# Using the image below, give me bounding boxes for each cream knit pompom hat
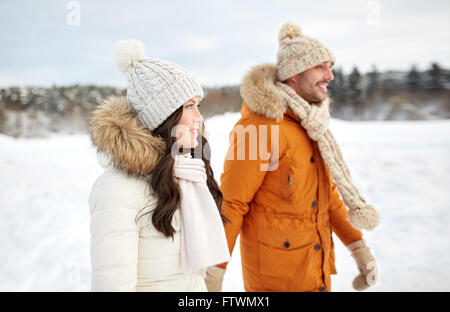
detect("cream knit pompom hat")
[277,22,336,81]
[114,39,204,131]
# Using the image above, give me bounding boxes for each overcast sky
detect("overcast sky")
[1,0,449,87]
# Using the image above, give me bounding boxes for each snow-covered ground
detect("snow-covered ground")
[1,113,449,291]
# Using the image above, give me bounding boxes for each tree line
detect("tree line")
[0,63,449,137]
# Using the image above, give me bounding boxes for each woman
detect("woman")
[88,39,230,291]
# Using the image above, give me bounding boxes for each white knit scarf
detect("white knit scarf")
[173,154,231,273]
[276,82,379,231]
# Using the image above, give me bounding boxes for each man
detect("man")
[205,22,379,292]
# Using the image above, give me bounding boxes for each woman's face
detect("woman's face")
[175,96,203,149]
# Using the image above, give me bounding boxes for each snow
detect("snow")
[1,114,449,291]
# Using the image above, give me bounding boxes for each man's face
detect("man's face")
[287,61,334,103]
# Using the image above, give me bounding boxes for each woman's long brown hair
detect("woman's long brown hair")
[138,106,228,239]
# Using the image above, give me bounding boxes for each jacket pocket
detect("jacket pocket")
[277,155,295,201]
[257,228,318,291]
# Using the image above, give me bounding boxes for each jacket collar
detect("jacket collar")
[89,96,166,176]
[240,63,287,121]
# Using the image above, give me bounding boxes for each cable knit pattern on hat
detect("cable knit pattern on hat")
[277,22,336,81]
[114,39,204,131]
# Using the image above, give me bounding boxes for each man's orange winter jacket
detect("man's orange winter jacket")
[218,64,362,292]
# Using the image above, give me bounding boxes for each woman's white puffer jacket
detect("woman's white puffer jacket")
[88,96,207,292]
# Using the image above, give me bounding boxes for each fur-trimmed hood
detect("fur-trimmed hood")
[89,96,165,176]
[240,63,288,121]
[239,63,330,121]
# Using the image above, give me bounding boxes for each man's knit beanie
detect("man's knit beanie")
[277,22,336,81]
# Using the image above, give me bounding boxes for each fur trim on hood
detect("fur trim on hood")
[89,96,166,176]
[240,63,287,121]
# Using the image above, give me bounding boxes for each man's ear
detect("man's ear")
[284,75,297,87]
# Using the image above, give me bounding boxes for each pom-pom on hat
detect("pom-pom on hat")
[277,22,336,81]
[114,39,146,74]
[114,39,204,131]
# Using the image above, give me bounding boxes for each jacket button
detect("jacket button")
[312,201,317,207]
[315,244,322,250]
[319,286,326,292]
[310,156,315,163]
[284,241,290,248]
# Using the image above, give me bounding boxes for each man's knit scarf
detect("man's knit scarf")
[276,82,379,231]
